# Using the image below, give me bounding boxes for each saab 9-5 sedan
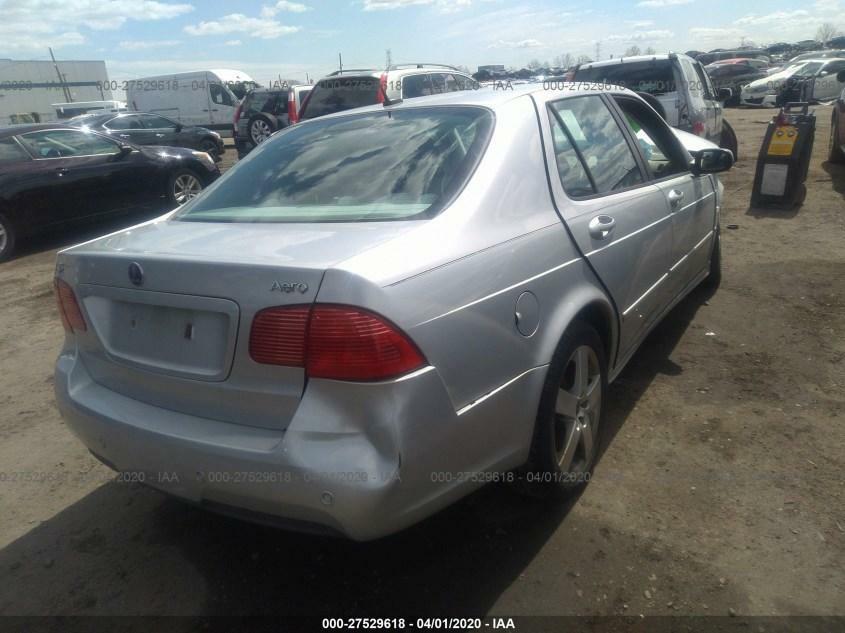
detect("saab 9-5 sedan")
[54,85,733,540]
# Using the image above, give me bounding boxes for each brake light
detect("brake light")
[377,72,387,104]
[693,121,706,136]
[54,279,86,333]
[288,91,299,124]
[249,304,426,381]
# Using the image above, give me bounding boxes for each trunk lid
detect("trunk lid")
[63,217,418,430]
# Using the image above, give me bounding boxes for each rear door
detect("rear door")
[611,95,717,297]
[540,94,673,356]
[137,113,181,146]
[104,114,153,145]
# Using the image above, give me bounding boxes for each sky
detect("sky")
[0,0,843,85]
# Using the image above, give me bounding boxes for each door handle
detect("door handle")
[155,133,165,137]
[118,134,130,138]
[667,189,685,209]
[588,215,616,240]
[54,167,69,177]
[211,109,219,112]
[202,109,209,112]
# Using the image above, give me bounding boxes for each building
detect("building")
[0,59,112,124]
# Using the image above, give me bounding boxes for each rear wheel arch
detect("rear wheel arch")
[571,301,616,370]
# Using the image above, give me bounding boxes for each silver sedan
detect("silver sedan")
[54,84,733,540]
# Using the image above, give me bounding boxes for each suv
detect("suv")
[234,84,312,157]
[299,64,478,121]
[573,54,738,159]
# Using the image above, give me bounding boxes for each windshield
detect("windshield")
[792,62,823,77]
[573,60,676,95]
[176,106,494,223]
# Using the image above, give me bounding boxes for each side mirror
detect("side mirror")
[718,87,733,102]
[837,70,845,82]
[175,123,183,133]
[691,148,734,175]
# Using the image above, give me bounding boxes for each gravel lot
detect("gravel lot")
[0,107,843,621]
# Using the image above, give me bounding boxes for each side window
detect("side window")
[444,74,458,92]
[210,83,234,107]
[402,74,433,98]
[429,73,447,94]
[19,130,119,158]
[139,114,177,129]
[548,96,643,195]
[0,137,30,163]
[107,116,143,130]
[548,115,594,197]
[691,61,714,99]
[614,96,690,180]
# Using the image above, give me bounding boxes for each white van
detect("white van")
[126,69,257,137]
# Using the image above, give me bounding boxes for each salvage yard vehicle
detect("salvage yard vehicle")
[705,59,769,106]
[299,63,478,120]
[233,84,312,157]
[572,54,738,159]
[0,124,220,261]
[127,69,257,136]
[740,59,845,106]
[830,82,845,163]
[53,85,733,540]
[68,112,225,161]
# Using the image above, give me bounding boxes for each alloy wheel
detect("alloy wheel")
[173,174,202,205]
[251,120,272,143]
[553,345,602,474]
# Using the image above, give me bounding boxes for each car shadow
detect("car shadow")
[0,286,716,622]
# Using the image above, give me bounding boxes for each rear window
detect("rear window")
[176,106,494,223]
[574,60,676,96]
[300,76,380,119]
[245,91,286,116]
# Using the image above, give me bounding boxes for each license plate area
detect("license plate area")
[78,284,239,382]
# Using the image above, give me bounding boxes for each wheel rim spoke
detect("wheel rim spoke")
[580,418,594,459]
[585,376,601,412]
[556,388,579,418]
[557,420,580,471]
[573,347,589,396]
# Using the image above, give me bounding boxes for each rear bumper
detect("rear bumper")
[55,350,545,540]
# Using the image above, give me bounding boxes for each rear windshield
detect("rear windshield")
[574,60,676,96]
[176,106,494,223]
[300,76,380,119]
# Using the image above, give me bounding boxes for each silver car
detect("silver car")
[54,85,733,540]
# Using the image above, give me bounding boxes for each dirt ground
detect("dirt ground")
[0,107,843,623]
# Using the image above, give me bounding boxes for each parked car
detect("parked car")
[696,50,771,66]
[299,63,478,120]
[572,54,738,158]
[53,85,733,540]
[705,59,769,106]
[740,59,845,106]
[829,78,845,163]
[127,69,257,137]
[233,84,312,157]
[788,50,845,64]
[0,124,219,261]
[52,100,127,120]
[68,112,225,161]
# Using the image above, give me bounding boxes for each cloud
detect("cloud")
[0,0,193,51]
[636,0,693,7]
[119,39,180,50]
[362,0,471,11]
[489,38,544,49]
[224,39,242,46]
[606,29,674,42]
[184,14,300,39]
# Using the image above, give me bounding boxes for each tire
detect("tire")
[636,92,666,120]
[168,169,204,206]
[703,225,721,289]
[829,113,845,163]
[720,119,739,162]
[0,213,16,263]
[248,114,276,145]
[517,321,607,497]
[199,138,219,161]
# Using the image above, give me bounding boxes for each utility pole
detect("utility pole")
[386,48,392,69]
[338,53,343,73]
[49,47,72,102]
[594,42,601,62]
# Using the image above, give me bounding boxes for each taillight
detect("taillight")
[692,121,706,136]
[377,73,387,104]
[249,304,426,381]
[54,279,86,333]
[287,91,299,124]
